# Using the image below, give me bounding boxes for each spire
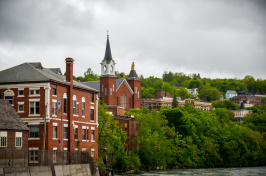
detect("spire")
[104,30,112,63]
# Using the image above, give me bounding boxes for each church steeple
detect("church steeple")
[101,31,116,76]
[104,30,113,63]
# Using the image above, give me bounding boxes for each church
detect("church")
[83,32,141,115]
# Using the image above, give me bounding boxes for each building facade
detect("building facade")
[142,91,212,112]
[0,59,99,165]
[231,109,252,124]
[0,100,29,167]
[225,90,238,100]
[230,95,266,106]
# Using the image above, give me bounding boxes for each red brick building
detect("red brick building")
[142,91,212,112]
[0,100,29,167]
[0,59,99,165]
[230,95,266,106]
[83,33,140,150]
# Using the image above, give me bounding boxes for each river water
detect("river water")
[116,166,266,176]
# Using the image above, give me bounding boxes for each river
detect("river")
[115,166,266,176]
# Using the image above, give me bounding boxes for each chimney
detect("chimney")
[65,57,74,83]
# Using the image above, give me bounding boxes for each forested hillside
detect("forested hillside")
[73,68,266,102]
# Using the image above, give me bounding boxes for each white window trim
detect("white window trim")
[18,102,25,113]
[18,89,25,97]
[29,88,40,97]
[15,132,22,147]
[0,131,7,147]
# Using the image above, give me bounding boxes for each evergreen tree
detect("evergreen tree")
[172,93,178,108]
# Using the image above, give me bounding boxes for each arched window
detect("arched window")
[82,97,85,116]
[4,90,15,105]
[73,95,77,115]
[120,95,126,108]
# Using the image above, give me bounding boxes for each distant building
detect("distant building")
[230,95,266,106]
[0,59,99,164]
[141,91,212,112]
[225,90,238,100]
[231,109,252,124]
[186,88,198,98]
[0,100,29,167]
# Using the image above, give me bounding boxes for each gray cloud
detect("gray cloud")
[0,0,265,79]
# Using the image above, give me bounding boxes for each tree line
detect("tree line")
[97,102,266,172]
[72,68,266,102]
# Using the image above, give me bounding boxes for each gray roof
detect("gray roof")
[82,79,133,94]
[0,62,98,92]
[48,68,62,75]
[127,70,140,80]
[0,100,29,131]
[226,90,237,94]
[82,81,100,91]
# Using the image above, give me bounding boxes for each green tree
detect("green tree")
[172,94,178,108]
[98,102,128,172]
[176,87,191,100]
[83,68,99,81]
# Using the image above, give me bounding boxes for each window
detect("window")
[4,90,14,104]
[73,100,76,115]
[64,150,68,163]
[91,148,95,158]
[64,98,67,113]
[5,96,13,105]
[138,91,139,98]
[82,102,85,116]
[135,87,137,94]
[15,132,22,147]
[30,89,40,95]
[82,129,86,140]
[110,88,112,95]
[105,88,107,95]
[30,102,40,115]
[124,123,127,131]
[52,85,57,95]
[91,94,94,103]
[77,103,79,116]
[113,84,114,91]
[53,126,57,139]
[0,131,7,147]
[29,126,39,138]
[121,95,126,108]
[102,84,104,92]
[91,128,95,142]
[52,102,57,115]
[64,127,68,139]
[18,102,24,112]
[74,128,78,140]
[29,150,38,163]
[87,128,89,140]
[19,90,24,96]
[53,150,57,163]
[90,109,94,121]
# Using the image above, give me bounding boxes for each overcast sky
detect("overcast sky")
[0,0,265,79]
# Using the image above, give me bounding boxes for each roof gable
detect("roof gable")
[116,79,134,94]
[0,100,28,131]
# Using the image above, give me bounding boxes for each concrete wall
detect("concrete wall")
[0,163,99,176]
